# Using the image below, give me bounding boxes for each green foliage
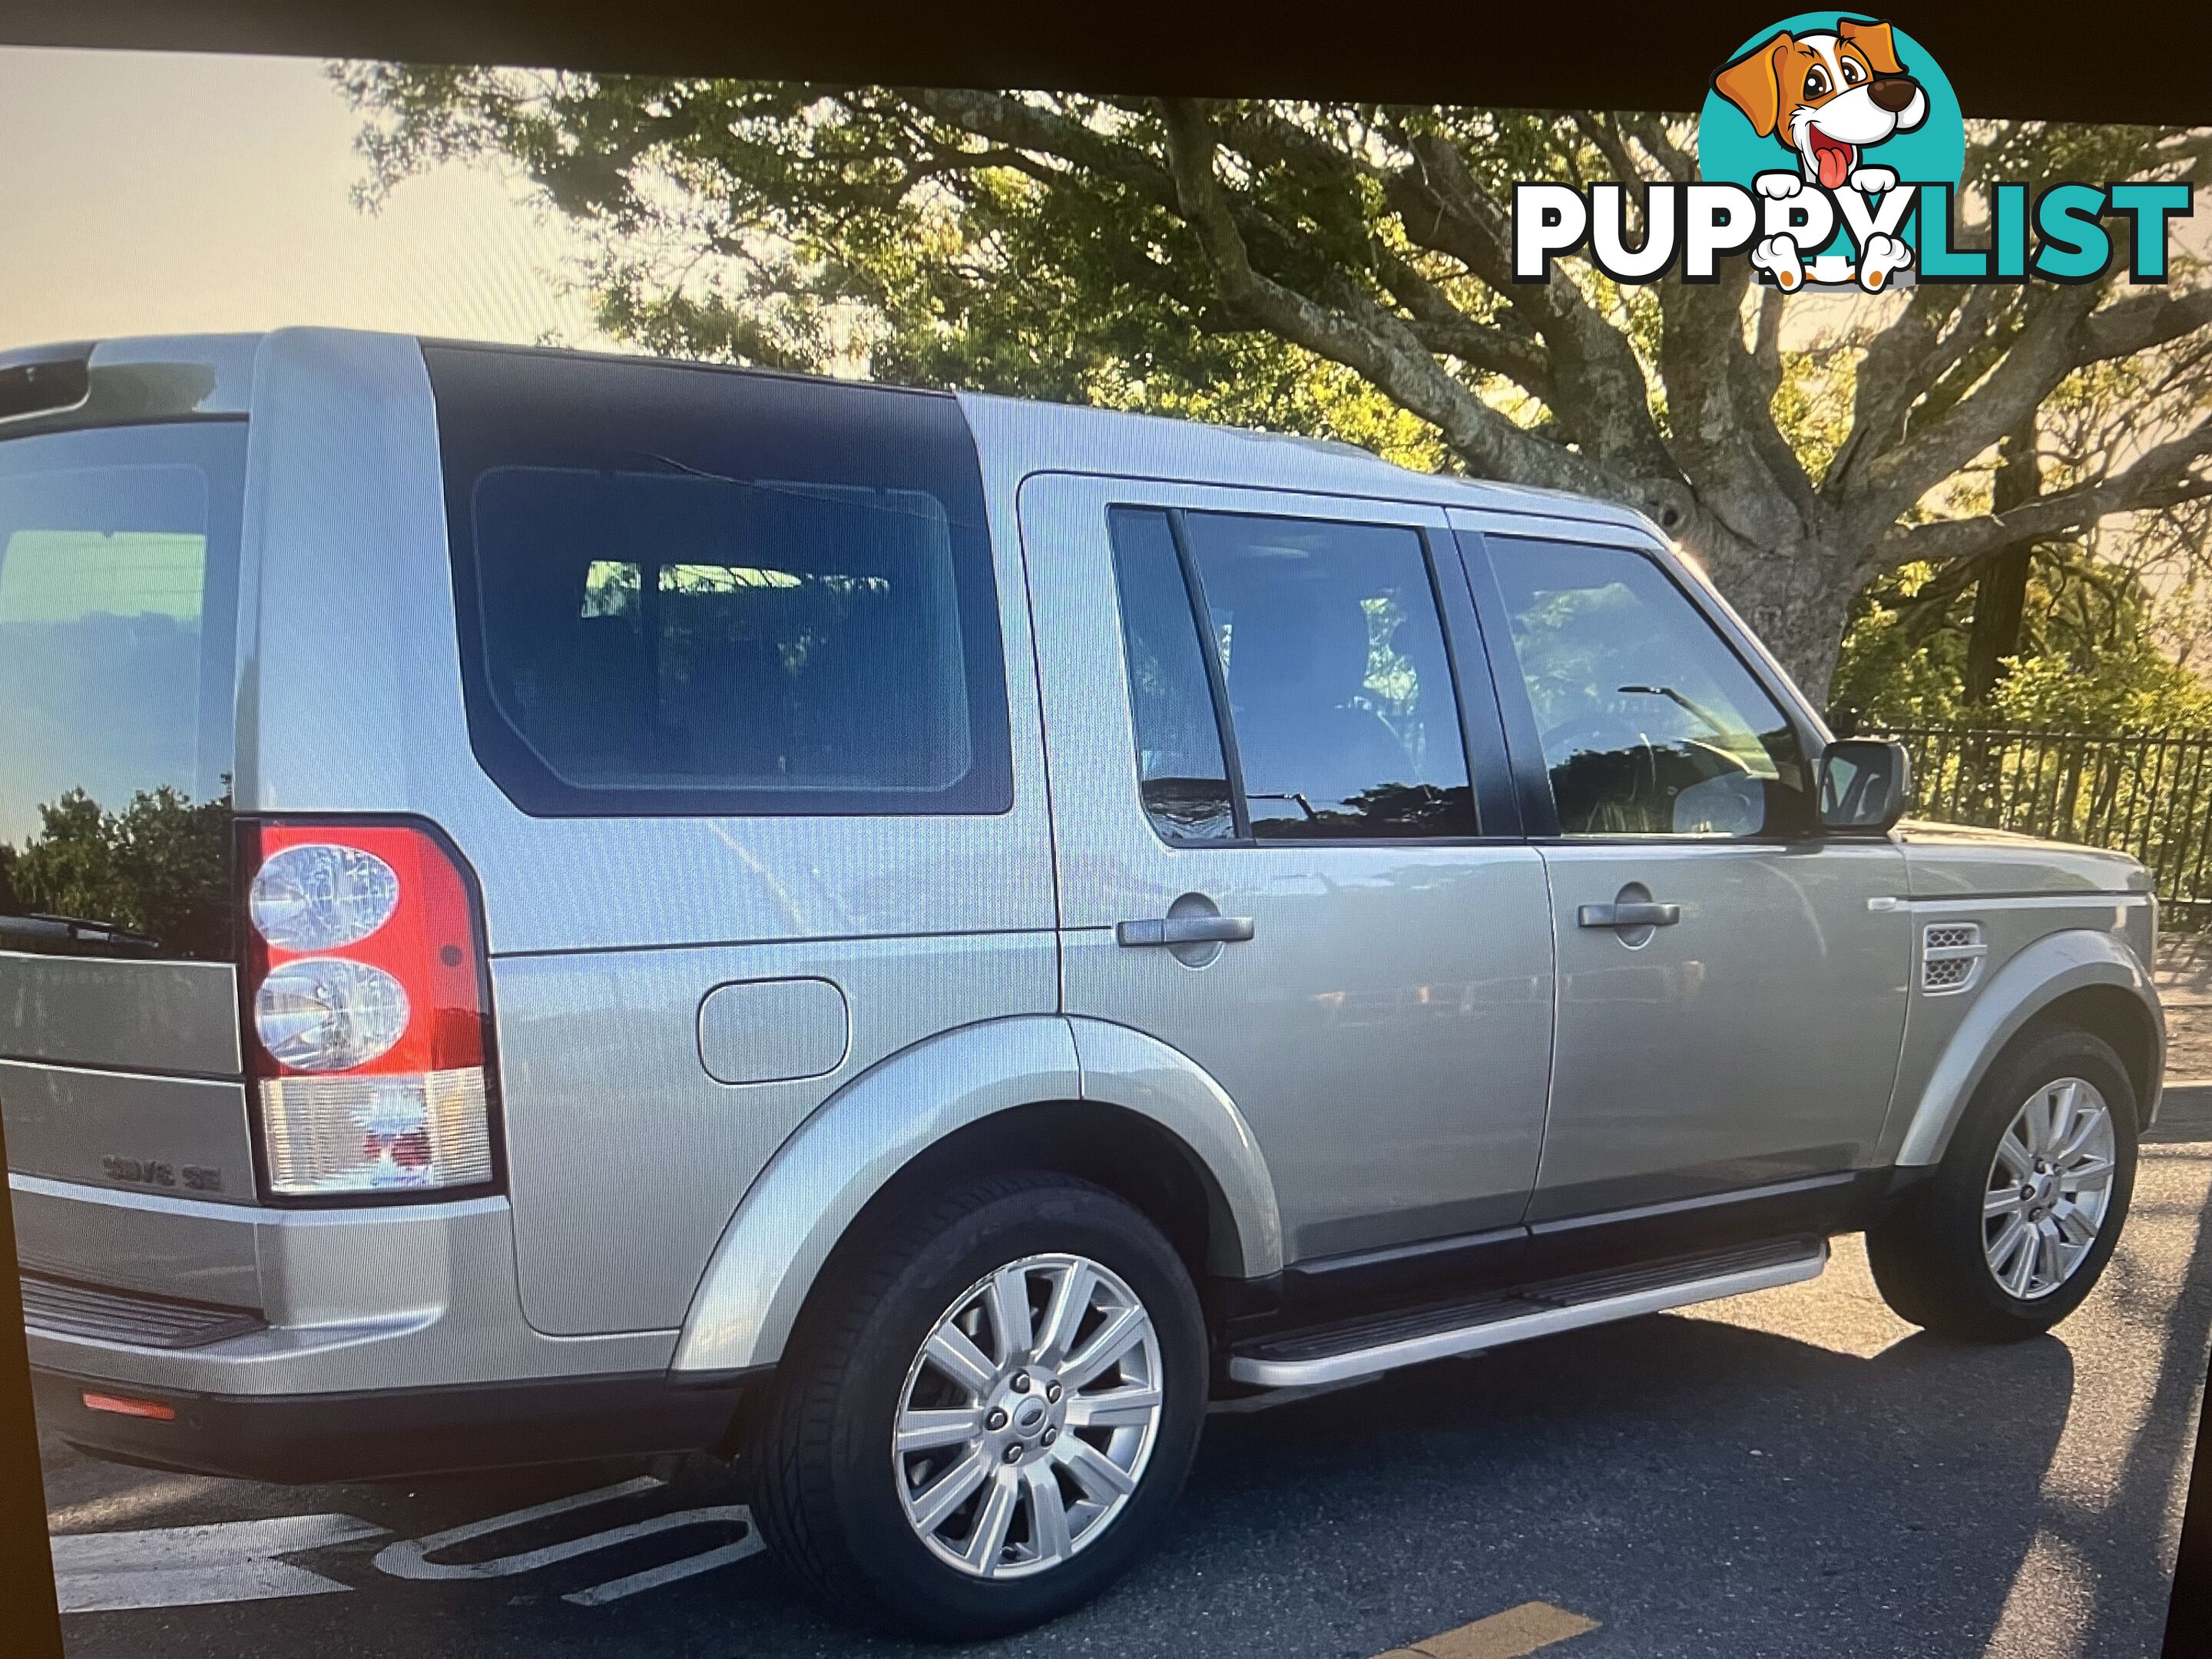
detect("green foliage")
[330,70,2212,705]
[329,71,1554,458]
[4,787,233,959]
[1834,554,2212,735]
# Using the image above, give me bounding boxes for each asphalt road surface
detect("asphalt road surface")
[38,1095,2212,1659]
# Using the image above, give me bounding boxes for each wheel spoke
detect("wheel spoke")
[2035,1220,2063,1290]
[2025,1087,2059,1156]
[961,1468,1020,1575]
[988,1265,1034,1365]
[1022,1463,1074,1565]
[896,1407,985,1455]
[2053,1100,2105,1165]
[2064,1154,2115,1187]
[1035,1261,1094,1365]
[2052,1201,2098,1247]
[1988,1215,2031,1279]
[1065,1384,1163,1430]
[1985,1187,2027,1219]
[1062,1304,1147,1390]
[909,1448,992,1535]
[1993,1131,2035,1182]
[922,1325,997,1396]
[1054,1434,1137,1502]
[2002,1225,2040,1297]
[2049,1081,2082,1156]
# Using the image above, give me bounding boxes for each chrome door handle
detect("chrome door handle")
[1115,915,1257,948]
[1577,901,1680,929]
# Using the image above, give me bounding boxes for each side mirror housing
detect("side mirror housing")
[1818,738,1912,834]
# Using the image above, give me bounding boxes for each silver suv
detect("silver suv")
[3,330,2163,1637]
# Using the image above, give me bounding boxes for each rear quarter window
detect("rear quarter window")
[423,346,1013,817]
[0,421,243,960]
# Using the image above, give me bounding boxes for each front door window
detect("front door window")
[1487,537,1810,838]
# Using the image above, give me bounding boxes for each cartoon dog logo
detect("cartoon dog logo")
[1712,16,1929,291]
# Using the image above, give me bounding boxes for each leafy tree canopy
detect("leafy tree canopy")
[4,787,232,959]
[335,70,2212,703]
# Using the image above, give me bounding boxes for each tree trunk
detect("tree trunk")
[1684,525,1859,717]
[1965,419,2041,706]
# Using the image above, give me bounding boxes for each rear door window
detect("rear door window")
[1103,505,1478,843]
[0,422,244,959]
[424,346,1012,816]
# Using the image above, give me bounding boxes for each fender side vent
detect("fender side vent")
[1922,922,1986,994]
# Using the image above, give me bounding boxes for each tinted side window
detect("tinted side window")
[1105,508,1236,842]
[1184,512,1475,841]
[426,347,1012,816]
[0,422,244,961]
[1488,537,1810,838]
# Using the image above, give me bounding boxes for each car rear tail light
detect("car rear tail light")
[241,822,499,1199]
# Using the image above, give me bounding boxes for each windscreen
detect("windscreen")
[0,420,246,959]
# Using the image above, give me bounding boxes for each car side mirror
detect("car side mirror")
[1818,738,1912,834]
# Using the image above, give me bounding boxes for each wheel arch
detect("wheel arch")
[1896,927,2165,1167]
[671,1014,1280,1376]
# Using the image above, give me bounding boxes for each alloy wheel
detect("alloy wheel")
[1982,1075,2118,1301]
[892,1253,1163,1579]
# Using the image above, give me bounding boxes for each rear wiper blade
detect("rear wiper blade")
[0,912,161,955]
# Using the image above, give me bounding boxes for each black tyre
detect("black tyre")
[746,1171,1207,1638]
[1867,1025,2138,1342]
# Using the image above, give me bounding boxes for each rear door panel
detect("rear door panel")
[1025,474,1555,1262]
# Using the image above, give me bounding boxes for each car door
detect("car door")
[1022,474,1555,1269]
[1451,517,1911,1255]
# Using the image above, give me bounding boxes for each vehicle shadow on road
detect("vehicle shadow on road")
[1146,1316,2078,1659]
[692,1308,2090,1658]
[46,1203,2210,1658]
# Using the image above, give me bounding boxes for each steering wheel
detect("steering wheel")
[1540,717,1661,822]
[1680,736,1757,779]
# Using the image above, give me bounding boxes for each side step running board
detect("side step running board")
[1227,1239,1828,1389]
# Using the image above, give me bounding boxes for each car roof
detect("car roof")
[952,386,1651,529]
[2,329,1656,537]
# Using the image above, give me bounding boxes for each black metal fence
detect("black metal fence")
[1869,727,2212,925]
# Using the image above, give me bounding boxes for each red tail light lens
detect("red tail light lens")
[242,821,498,1198]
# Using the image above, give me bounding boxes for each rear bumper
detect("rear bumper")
[32,1365,754,1483]
[14,1172,717,1480]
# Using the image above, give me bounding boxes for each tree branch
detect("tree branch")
[2078,286,2212,366]
[1655,263,1810,546]
[1880,412,2212,565]
[1374,250,1557,399]
[1617,112,1696,183]
[1157,98,1613,495]
[1849,281,2107,522]
[1377,124,1677,476]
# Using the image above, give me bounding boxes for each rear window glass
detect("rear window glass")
[0,422,243,960]
[425,347,1012,817]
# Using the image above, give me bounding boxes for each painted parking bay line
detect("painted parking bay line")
[51,1513,391,1613]
[1373,1601,1601,1659]
[372,1475,763,1606]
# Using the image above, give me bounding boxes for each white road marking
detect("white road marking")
[561,1530,764,1606]
[51,1513,390,1613]
[372,1475,761,1604]
[372,1477,665,1580]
